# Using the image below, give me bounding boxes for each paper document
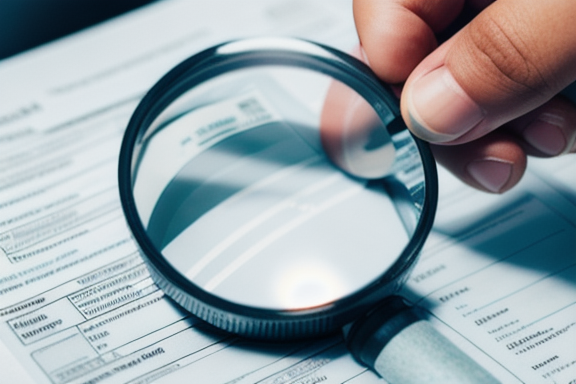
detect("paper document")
[0,1,574,383]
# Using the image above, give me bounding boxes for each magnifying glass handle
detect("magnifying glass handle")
[345,296,501,384]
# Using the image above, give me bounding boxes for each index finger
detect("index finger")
[353,0,464,84]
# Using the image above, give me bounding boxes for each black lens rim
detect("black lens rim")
[118,37,438,340]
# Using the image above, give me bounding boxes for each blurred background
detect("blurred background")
[0,0,157,60]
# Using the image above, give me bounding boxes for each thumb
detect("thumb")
[401,0,576,144]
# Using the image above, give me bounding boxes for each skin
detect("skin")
[352,0,576,193]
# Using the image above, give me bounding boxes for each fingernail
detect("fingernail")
[341,96,395,179]
[406,66,485,142]
[359,45,370,65]
[467,159,513,193]
[523,113,567,155]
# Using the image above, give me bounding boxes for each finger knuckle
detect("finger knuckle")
[467,13,553,97]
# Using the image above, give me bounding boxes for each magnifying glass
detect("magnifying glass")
[118,38,499,383]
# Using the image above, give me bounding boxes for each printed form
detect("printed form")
[0,1,574,383]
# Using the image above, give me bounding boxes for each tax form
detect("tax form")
[0,1,574,383]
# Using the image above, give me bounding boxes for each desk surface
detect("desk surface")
[0,0,156,60]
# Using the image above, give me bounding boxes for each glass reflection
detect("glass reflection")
[132,66,425,310]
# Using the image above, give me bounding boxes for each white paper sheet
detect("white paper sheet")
[1,1,574,383]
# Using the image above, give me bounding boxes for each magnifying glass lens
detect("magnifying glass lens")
[120,39,436,339]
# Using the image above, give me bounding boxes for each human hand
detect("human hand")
[344,0,576,193]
